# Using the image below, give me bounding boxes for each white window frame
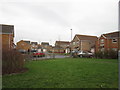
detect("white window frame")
[100,39,104,43]
[73,42,75,45]
[112,39,117,43]
[100,44,104,46]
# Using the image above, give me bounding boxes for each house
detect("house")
[49,45,53,53]
[55,41,70,53]
[52,46,65,53]
[0,24,14,51]
[16,40,31,52]
[96,31,120,52]
[31,42,38,51]
[37,44,43,52]
[41,42,50,52]
[71,34,98,53]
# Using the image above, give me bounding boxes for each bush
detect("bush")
[95,51,104,59]
[108,49,118,59]
[72,52,78,58]
[95,50,118,59]
[2,49,25,75]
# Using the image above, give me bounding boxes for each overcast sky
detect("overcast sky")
[0,0,119,45]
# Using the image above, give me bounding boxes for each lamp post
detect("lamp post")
[70,29,72,41]
[70,29,72,57]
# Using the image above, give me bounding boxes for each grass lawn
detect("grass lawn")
[2,58,118,88]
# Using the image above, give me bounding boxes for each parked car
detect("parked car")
[33,52,45,57]
[77,51,93,58]
[18,49,27,54]
[31,49,37,53]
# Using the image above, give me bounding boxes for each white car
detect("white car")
[77,51,93,58]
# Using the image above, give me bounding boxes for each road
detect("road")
[32,54,70,60]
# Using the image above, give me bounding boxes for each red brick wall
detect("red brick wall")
[96,36,119,52]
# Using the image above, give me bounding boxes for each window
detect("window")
[100,44,104,46]
[73,42,75,45]
[100,39,104,43]
[22,43,24,46]
[112,48,117,51]
[112,39,117,43]
[67,45,69,46]
[101,48,105,51]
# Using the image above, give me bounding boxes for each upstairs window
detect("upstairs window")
[100,44,104,46]
[100,39,104,43]
[67,45,69,46]
[73,42,75,45]
[77,41,79,44]
[21,43,24,46]
[112,39,117,43]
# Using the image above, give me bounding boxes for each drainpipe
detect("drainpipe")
[118,50,120,90]
[81,40,82,51]
[9,34,10,50]
[80,40,82,58]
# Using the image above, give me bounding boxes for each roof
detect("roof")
[24,41,30,44]
[19,40,30,44]
[73,34,98,41]
[102,31,119,39]
[53,46,64,49]
[37,44,42,49]
[55,41,70,44]
[41,42,49,45]
[49,45,52,47]
[0,24,14,34]
[31,42,38,45]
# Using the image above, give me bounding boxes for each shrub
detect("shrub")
[95,50,118,59]
[95,51,104,59]
[2,49,25,75]
[107,49,118,59]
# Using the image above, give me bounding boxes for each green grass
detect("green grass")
[2,58,118,88]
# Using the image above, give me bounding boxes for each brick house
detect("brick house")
[41,42,50,52]
[96,31,120,52]
[0,24,14,51]
[49,45,53,53]
[52,46,65,53]
[16,40,31,52]
[31,42,38,51]
[71,34,98,53]
[55,41,70,53]
[37,44,43,52]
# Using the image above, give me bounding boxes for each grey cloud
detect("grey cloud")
[0,0,118,45]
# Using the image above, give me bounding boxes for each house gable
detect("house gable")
[72,35,80,42]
